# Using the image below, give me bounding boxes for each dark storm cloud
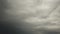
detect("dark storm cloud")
[0,0,60,34]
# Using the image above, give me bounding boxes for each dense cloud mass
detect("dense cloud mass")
[0,0,60,34]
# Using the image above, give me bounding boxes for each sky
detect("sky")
[1,0,60,34]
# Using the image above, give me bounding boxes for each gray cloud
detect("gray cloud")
[1,0,60,34]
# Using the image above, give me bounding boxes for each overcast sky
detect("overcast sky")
[1,0,60,34]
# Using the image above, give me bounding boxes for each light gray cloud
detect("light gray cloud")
[1,0,60,34]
